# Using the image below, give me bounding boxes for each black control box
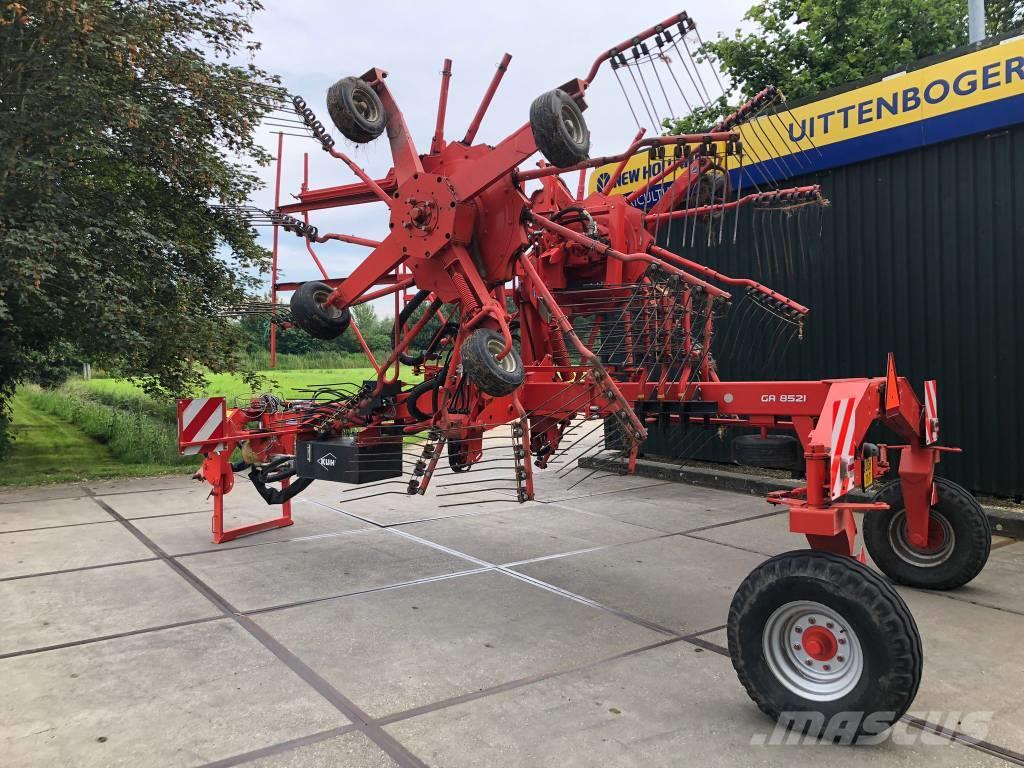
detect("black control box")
[295,435,402,484]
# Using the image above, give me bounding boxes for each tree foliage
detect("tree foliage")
[0,0,281,455]
[702,0,1024,103]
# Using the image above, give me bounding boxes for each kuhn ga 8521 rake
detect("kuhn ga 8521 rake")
[184,12,992,740]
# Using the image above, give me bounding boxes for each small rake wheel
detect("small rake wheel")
[864,477,991,590]
[289,281,352,340]
[460,328,524,397]
[728,550,922,742]
[326,76,386,143]
[529,89,590,168]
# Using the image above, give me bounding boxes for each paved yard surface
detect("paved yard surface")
[2,452,1023,767]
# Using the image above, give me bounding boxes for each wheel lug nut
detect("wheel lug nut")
[805,660,813,666]
[795,627,803,634]
[793,644,801,651]
[808,618,816,624]
[838,638,846,645]
[823,664,831,671]
[826,622,834,629]
[837,655,844,662]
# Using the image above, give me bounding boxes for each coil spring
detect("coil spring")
[549,322,571,367]
[451,271,479,314]
[292,95,336,152]
[270,210,318,240]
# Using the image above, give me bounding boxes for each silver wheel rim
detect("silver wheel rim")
[889,509,955,567]
[762,600,864,702]
[312,289,343,319]
[352,89,379,123]
[560,104,584,146]
[486,337,518,373]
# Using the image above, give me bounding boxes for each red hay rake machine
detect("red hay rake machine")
[188,11,993,740]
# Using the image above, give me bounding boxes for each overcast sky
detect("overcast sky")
[245,0,752,301]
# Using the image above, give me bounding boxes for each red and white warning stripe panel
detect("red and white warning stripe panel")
[177,397,227,455]
[829,397,857,500]
[923,379,939,445]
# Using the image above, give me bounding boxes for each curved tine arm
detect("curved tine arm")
[645,186,822,227]
[526,211,730,299]
[648,244,809,315]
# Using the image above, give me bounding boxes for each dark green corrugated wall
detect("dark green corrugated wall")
[645,122,1024,499]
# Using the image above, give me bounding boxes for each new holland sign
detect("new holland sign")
[590,36,1024,204]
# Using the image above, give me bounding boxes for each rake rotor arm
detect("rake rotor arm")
[326,147,395,206]
[644,186,824,226]
[362,68,425,183]
[463,53,512,145]
[450,122,539,201]
[312,232,382,248]
[582,10,693,87]
[278,171,398,214]
[323,234,407,310]
[648,244,808,315]
[431,58,453,155]
[713,85,779,131]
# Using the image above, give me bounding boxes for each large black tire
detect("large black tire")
[732,434,802,470]
[729,550,922,743]
[289,281,351,340]
[529,89,590,168]
[460,328,524,397]
[864,477,991,590]
[326,77,386,143]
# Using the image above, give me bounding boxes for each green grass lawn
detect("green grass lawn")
[4,393,185,487]
[82,368,383,404]
[4,368,405,488]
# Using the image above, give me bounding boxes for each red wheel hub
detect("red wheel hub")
[905,516,947,553]
[801,625,839,662]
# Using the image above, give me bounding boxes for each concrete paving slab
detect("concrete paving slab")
[254,570,663,719]
[386,639,1001,768]
[899,587,1024,751]
[0,620,347,768]
[240,732,397,768]
[399,504,659,564]
[553,481,782,533]
[513,534,765,635]
[178,529,475,611]
[84,474,195,495]
[97,485,219,519]
[699,626,729,649]
[0,522,152,579]
[0,495,111,532]
[689,507,813,556]
[130,499,374,556]
[937,540,1024,614]
[0,560,219,655]
[0,483,85,505]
